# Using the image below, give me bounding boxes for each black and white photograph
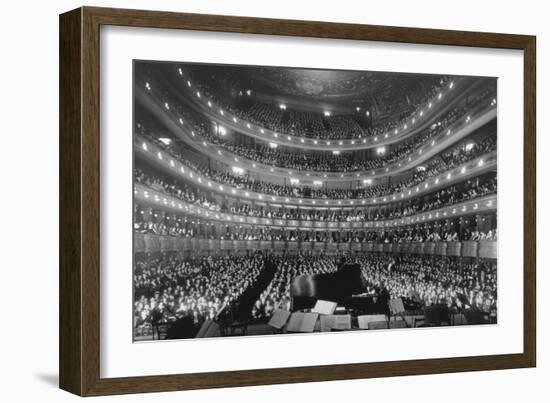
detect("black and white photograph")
[132,61,498,341]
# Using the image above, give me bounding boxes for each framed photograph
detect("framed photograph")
[59,6,536,396]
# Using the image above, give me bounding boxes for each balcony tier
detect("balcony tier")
[134,234,497,260]
[136,86,496,181]
[135,136,496,208]
[134,182,497,230]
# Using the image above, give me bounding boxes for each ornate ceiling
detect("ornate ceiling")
[148,62,452,116]
[250,67,413,100]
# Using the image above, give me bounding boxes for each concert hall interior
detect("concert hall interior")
[133,61,498,341]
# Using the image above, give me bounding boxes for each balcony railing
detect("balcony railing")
[134,234,497,259]
[136,85,496,181]
[135,136,497,207]
[145,73,479,149]
[134,182,497,230]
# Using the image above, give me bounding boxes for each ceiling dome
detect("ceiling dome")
[174,64,448,116]
[252,67,385,100]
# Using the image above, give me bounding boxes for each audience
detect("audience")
[134,209,497,243]
[150,85,495,173]
[135,171,496,226]
[169,71,453,140]
[134,253,266,335]
[137,128,496,201]
[254,254,497,319]
[133,253,497,335]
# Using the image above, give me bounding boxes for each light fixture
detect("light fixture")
[232,166,244,175]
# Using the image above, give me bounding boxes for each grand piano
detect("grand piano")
[289,262,389,315]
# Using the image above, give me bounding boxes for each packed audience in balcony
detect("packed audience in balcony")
[167,71,454,140]
[134,205,498,244]
[155,85,495,173]
[137,123,496,201]
[134,169,496,230]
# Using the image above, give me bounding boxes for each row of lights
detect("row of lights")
[160,85,494,181]
[141,138,493,208]
[151,77,487,190]
[173,75,457,146]
[137,185,495,229]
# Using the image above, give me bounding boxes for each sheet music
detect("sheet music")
[286,312,319,333]
[311,300,338,315]
[320,315,352,332]
[268,309,291,330]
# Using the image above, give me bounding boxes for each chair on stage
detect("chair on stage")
[388,298,408,325]
[152,321,169,340]
[388,298,424,328]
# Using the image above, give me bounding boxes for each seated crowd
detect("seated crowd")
[137,125,496,201]
[254,253,497,319]
[169,72,452,140]
[134,209,497,244]
[134,253,267,335]
[134,252,497,334]
[134,169,496,227]
[157,85,495,173]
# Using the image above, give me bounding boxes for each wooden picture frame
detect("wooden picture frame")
[59,6,536,396]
